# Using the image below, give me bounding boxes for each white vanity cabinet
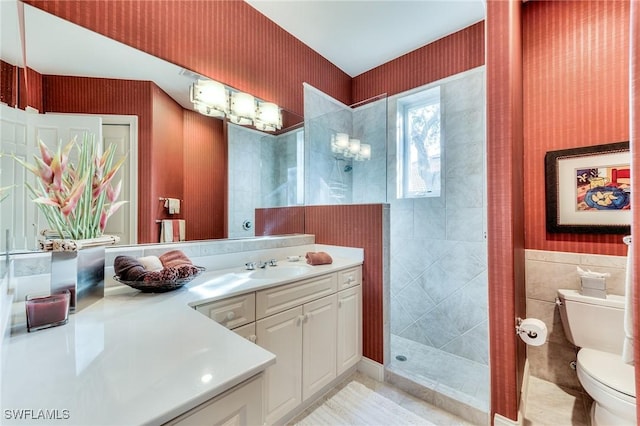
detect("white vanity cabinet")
[192,265,362,426]
[195,293,258,342]
[165,374,264,426]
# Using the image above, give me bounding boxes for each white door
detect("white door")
[0,105,102,251]
[337,286,362,375]
[302,294,337,401]
[101,124,131,245]
[256,306,303,425]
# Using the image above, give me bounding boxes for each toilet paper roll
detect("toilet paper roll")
[518,318,548,346]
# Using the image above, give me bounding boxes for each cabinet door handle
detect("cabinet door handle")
[226,311,236,321]
[338,300,342,308]
[249,334,257,343]
[297,315,304,325]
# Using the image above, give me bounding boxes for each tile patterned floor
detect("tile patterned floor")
[524,376,591,426]
[389,334,490,412]
[288,372,474,426]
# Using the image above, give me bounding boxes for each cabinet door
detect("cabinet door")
[302,294,337,401]
[167,373,264,426]
[337,286,362,376]
[256,306,303,425]
[232,322,257,343]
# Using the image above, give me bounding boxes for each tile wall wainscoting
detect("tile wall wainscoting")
[525,248,628,391]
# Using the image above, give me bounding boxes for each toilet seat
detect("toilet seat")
[578,348,636,399]
[577,348,636,425]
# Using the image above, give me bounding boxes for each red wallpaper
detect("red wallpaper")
[41,75,158,243]
[183,110,226,241]
[151,85,185,242]
[0,60,17,106]
[630,2,639,420]
[304,204,385,364]
[351,21,485,103]
[1,62,42,111]
[255,206,305,236]
[523,1,630,256]
[23,0,352,116]
[486,1,526,421]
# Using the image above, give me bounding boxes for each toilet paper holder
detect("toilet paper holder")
[515,317,537,338]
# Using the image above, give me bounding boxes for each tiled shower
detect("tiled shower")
[385,67,488,422]
[230,70,488,421]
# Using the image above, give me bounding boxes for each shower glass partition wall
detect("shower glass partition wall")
[386,67,488,423]
[303,83,388,205]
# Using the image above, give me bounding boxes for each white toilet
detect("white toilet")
[557,289,636,425]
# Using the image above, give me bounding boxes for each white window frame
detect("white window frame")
[397,86,441,199]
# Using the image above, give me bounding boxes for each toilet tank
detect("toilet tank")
[557,289,626,355]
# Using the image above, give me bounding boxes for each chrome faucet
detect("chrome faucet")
[245,259,277,270]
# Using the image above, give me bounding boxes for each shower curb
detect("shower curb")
[385,367,489,425]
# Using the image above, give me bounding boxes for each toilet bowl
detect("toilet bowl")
[557,289,636,425]
[577,348,636,425]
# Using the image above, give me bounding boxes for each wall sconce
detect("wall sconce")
[190,79,282,132]
[330,133,371,161]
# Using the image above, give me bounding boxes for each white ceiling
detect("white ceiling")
[0,0,485,110]
[246,0,485,77]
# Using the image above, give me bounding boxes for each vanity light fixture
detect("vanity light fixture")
[331,133,350,153]
[190,80,228,118]
[255,101,282,131]
[228,91,256,125]
[356,143,372,161]
[190,79,283,132]
[330,133,371,161]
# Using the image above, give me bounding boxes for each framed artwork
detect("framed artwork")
[545,142,631,234]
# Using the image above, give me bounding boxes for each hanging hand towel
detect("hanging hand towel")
[164,198,181,215]
[622,235,634,364]
[160,219,186,242]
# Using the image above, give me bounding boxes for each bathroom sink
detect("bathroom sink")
[248,264,312,280]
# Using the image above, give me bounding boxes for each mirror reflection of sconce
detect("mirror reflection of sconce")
[331,132,371,161]
[189,79,282,131]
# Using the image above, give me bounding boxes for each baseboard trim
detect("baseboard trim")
[357,357,384,382]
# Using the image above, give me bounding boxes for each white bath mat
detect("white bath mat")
[294,381,436,426]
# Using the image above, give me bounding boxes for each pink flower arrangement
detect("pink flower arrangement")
[16,134,127,241]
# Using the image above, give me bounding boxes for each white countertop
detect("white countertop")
[0,256,361,425]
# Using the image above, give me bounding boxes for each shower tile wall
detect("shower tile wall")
[261,130,300,207]
[388,67,488,365]
[352,100,388,204]
[228,124,265,238]
[304,83,353,205]
[228,124,302,238]
[304,83,388,205]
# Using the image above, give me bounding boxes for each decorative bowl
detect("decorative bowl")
[113,266,205,293]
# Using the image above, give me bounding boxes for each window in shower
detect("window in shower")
[397,86,441,198]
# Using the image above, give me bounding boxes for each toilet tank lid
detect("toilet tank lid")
[578,348,636,398]
[558,289,625,309]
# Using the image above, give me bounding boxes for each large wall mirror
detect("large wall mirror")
[0,1,305,252]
